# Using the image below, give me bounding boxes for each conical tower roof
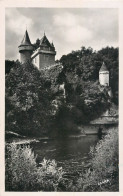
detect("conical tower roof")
[40,34,52,47]
[99,62,109,72]
[51,41,54,47]
[18,30,33,53]
[21,30,32,46]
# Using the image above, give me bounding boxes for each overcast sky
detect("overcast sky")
[5,8,118,61]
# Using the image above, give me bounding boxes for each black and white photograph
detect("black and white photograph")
[4,6,119,192]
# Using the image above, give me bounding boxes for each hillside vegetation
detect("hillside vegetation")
[5,46,118,137]
[6,62,53,137]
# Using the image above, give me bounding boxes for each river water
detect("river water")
[31,135,99,177]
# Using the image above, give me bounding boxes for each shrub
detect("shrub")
[5,144,64,191]
[75,128,119,191]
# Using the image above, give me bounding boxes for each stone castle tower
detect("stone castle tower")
[18,30,56,69]
[99,62,109,86]
[18,30,33,64]
[99,62,113,98]
[32,33,56,69]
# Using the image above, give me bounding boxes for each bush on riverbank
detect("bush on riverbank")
[74,128,119,191]
[5,144,64,191]
[5,128,118,192]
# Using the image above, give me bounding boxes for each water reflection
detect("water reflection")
[31,135,99,163]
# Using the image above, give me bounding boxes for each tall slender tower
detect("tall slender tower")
[99,62,109,86]
[18,30,33,63]
[99,62,112,98]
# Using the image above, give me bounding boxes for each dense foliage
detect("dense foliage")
[52,85,110,137]
[5,46,118,137]
[5,144,64,191]
[60,46,118,104]
[5,46,118,192]
[50,48,118,136]
[73,128,119,192]
[5,60,16,74]
[6,61,53,137]
[5,127,118,192]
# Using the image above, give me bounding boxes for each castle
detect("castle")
[18,30,56,69]
[18,30,110,87]
[18,30,118,134]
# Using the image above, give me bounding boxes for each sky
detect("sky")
[5,8,118,61]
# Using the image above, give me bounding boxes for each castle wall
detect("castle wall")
[32,55,40,69]
[20,51,32,64]
[39,53,55,69]
[99,71,109,86]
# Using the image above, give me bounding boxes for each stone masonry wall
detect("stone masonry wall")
[99,72,109,86]
[20,51,32,64]
[39,53,55,69]
[32,55,40,69]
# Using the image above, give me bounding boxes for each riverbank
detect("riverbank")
[6,119,118,145]
[5,128,118,191]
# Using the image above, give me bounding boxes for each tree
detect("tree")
[6,61,53,137]
[33,38,40,50]
[5,60,16,74]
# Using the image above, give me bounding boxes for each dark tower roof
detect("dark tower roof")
[18,30,33,53]
[51,41,54,47]
[40,34,52,47]
[99,62,109,72]
[21,30,32,46]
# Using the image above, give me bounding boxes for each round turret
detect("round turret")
[99,62,109,86]
[18,30,33,63]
